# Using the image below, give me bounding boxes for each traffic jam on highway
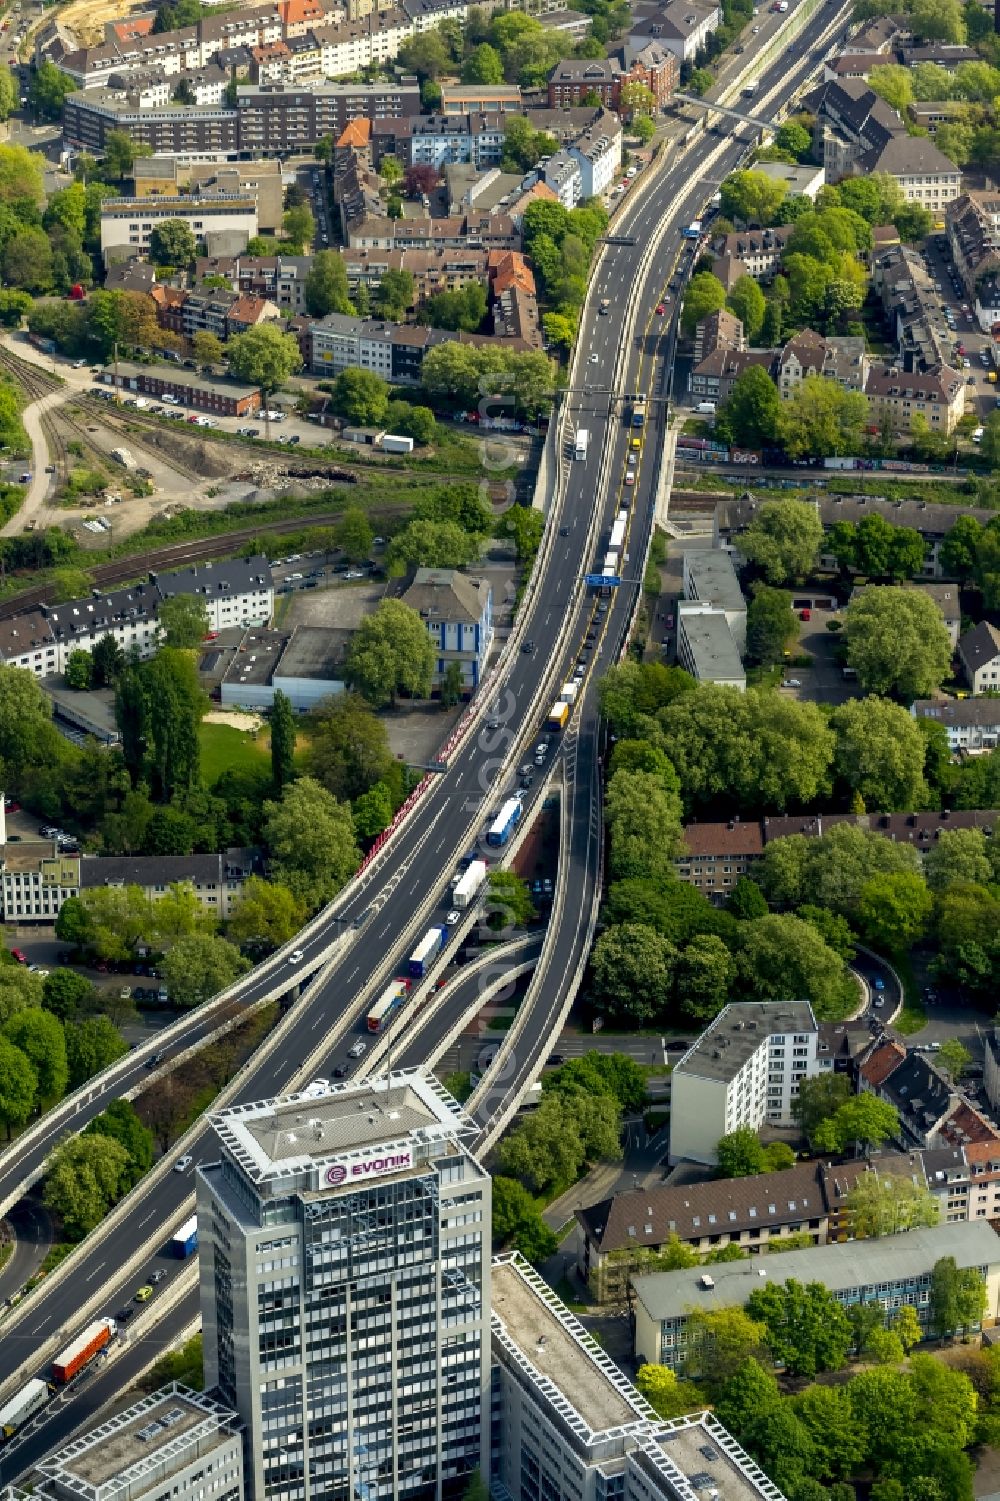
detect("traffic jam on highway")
[0,0,855,1471]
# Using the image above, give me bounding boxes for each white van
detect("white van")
[695,401,716,414]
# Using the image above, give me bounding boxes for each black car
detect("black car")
[145,1051,162,1069]
[117,1305,135,1322]
[289,434,300,445]
[559,525,569,536]
[522,639,535,654]
[333,1064,348,1078]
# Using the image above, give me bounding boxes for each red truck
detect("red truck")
[52,1318,116,1383]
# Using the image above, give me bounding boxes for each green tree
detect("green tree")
[188,329,223,368]
[924,828,993,893]
[720,169,788,226]
[485,870,535,931]
[738,498,823,584]
[3,228,53,293]
[635,1363,706,1419]
[491,1176,558,1262]
[304,250,354,318]
[462,41,504,82]
[331,368,390,426]
[161,934,249,1008]
[373,268,415,320]
[683,1308,769,1389]
[0,1035,37,1138]
[930,1255,987,1339]
[28,61,77,121]
[544,1052,647,1113]
[44,1132,129,1238]
[226,325,302,415]
[737,913,855,1019]
[674,933,734,1022]
[937,1038,973,1083]
[85,1098,153,1188]
[831,697,928,811]
[606,768,683,880]
[717,365,782,449]
[869,62,914,111]
[590,922,676,1023]
[157,593,209,649]
[270,689,296,794]
[845,587,953,701]
[792,1383,866,1481]
[775,121,812,159]
[65,1015,128,1087]
[283,202,315,248]
[846,1171,941,1238]
[727,275,767,343]
[142,647,205,798]
[333,506,374,562]
[746,585,795,666]
[41,968,94,1021]
[346,599,436,707]
[893,1304,923,1354]
[857,870,932,951]
[263,776,359,908]
[227,876,305,951]
[716,1127,767,1178]
[0,663,61,778]
[353,782,394,840]
[778,376,868,460]
[681,271,727,336]
[5,1008,67,1102]
[65,648,93,690]
[307,692,394,802]
[0,65,17,122]
[745,1278,853,1378]
[813,1094,900,1154]
[148,218,197,267]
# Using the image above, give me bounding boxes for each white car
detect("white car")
[782,678,802,687]
[302,1078,330,1098]
[288,949,304,964]
[446,910,461,925]
[973,427,985,443]
[588,353,599,364]
[174,1154,193,1173]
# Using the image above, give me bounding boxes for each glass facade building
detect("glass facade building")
[198,1070,490,1501]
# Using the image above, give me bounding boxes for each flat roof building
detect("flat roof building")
[675,608,746,691]
[36,1384,242,1501]
[198,1069,491,1501]
[681,549,746,654]
[491,1253,786,1501]
[633,1221,1000,1370]
[670,1002,824,1166]
[220,625,349,711]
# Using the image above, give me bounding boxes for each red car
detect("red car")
[800,607,811,621]
[655,303,666,315]
[10,949,26,964]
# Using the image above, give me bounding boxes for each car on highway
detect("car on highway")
[655,303,666,314]
[873,976,885,991]
[174,1154,193,1172]
[559,525,569,536]
[288,949,304,964]
[117,1305,135,1322]
[624,472,635,485]
[522,639,535,654]
[149,1268,168,1284]
[446,910,461,925]
[347,1040,367,1059]
[588,353,599,364]
[135,1285,153,1302]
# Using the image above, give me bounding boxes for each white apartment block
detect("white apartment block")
[0,850,264,924]
[0,558,273,679]
[669,1001,825,1165]
[198,1069,491,1501]
[36,1385,243,1501]
[912,697,1000,753]
[100,193,258,257]
[491,1252,788,1501]
[0,852,80,924]
[568,120,621,199]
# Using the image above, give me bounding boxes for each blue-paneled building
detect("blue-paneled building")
[401,566,494,691]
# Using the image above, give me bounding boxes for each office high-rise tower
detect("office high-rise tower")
[197,1069,491,1501]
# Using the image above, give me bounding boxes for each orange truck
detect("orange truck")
[52,1318,116,1383]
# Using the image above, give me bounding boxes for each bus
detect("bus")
[367,979,409,1033]
[609,514,626,552]
[487,797,522,848]
[631,397,647,430]
[574,428,589,461]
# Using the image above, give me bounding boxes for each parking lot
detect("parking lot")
[779,598,856,706]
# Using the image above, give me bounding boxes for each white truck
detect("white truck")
[0,1378,49,1439]
[561,681,579,705]
[452,859,487,909]
[111,447,136,470]
[574,428,590,461]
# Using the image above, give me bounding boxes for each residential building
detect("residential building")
[865,1047,1000,1152]
[669,1001,823,1165]
[133,158,284,233]
[626,0,720,62]
[0,609,60,678]
[633,1223,1000,1370]
[804,76,908,179]
[567,111,622,198]
[856,135,961,212]
[153,557,273,633]
[624,39,679,109]
[100,192,258,261]
[45,579,162,662]
[491,1253,787,1501]
[864,362,966,434]
[0,848,264,923]
[220,625,348,710]
[984,1029,1000,1117]
[439,83,521,113]
[547,57,622,109]
[676,607,746,690]
[36,1385,243,1501]
[400,567,493,691]
[688,347,773,404]
[912,696,1000,751]
[63,91,240,155]
[198,1068,491,1501]
[959,620,1000,693]
[541,150,583,209]
[99,362,262,415]
[776,328,827,397]
[947,191,1000,317]
[710,225,793,279]
[673,818,763,898]
[692,307,744,363]
[920,582,961,649]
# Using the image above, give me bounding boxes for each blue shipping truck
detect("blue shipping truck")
[171,1215,198,1258]
[408,926,447,979]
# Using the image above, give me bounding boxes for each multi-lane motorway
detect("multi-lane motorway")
[0,0,852,1474]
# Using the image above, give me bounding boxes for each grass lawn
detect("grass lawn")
[198,721,271,783]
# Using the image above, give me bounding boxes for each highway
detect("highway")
[0,0,852,1474]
